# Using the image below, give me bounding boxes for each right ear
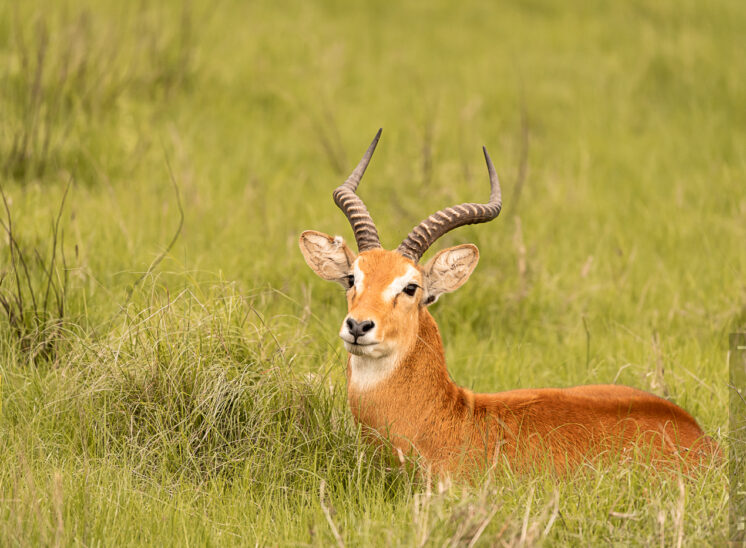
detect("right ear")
[299,230,356,287]
[421,244,479,305]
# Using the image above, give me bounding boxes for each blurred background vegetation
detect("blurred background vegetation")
[0,0,743,544]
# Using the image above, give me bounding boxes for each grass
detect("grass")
[1,0,744,545]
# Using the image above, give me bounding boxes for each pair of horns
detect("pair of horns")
[332,129,502,263]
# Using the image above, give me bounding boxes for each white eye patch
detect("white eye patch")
[382,265,419,302]
[352,260,365,292]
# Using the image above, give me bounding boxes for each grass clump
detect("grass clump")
[4,282,388,480]
[0,281,418,544]
[0,180,75,364]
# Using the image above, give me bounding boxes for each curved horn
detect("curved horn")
[396,147,502,262]
[332,129,383,253]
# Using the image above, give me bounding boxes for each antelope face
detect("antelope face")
[341,249,422,359]
[299,232,480,360]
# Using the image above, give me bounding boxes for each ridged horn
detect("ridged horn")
[332,129,383,253]
[396,147,502,262]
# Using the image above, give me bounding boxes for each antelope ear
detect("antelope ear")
[299,230,356,286]
[421,244,479,305]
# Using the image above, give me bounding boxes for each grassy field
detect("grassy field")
[1,0,744,545]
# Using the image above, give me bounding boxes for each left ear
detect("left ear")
[298,230,357,286]
[421,244,479,305]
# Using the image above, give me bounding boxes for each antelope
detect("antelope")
[299,129,718,475]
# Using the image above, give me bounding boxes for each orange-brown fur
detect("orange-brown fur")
[299,240,719,476]
[343,251,717,475]
[348,306,717,475]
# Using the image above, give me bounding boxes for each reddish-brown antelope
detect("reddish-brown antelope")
[299,129,717,475]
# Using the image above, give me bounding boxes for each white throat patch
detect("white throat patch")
[382,265,419,302]
[349,352,400,391]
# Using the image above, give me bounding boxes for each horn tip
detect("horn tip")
[482,146,497,176]
[364,128,383,154]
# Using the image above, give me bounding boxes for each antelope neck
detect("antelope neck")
[346,309,475,464]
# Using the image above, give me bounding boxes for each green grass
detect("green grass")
[1,0,744,544]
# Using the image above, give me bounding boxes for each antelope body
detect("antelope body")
[300,130,717,474]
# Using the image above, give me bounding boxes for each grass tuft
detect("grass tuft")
[0,179,74,364]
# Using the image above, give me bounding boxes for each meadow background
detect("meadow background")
[1,0,744,545]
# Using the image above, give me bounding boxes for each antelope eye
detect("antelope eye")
[346,274,355,288]
[403,283,418,297]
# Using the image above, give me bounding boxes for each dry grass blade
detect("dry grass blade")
[320,479,345,548]
[465,506,498,548]
[518,486,533,546]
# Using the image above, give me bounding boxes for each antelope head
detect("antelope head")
[299,129,502,386]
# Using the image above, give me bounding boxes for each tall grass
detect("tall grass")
[0,279,729,545]
[0,180,75,364]
[1,3,194,182]
[0,0,743,544]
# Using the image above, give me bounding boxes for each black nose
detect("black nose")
[346,317,375,339]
